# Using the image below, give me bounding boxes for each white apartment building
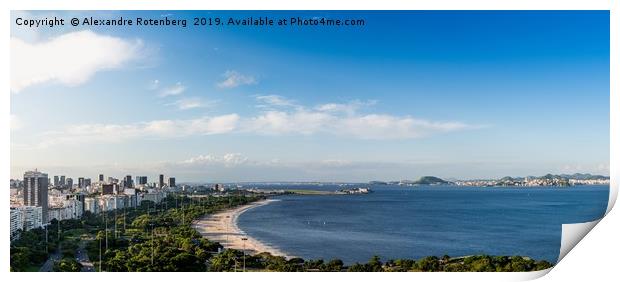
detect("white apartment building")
[48,199,83,222]
[84,197,99,214]
[17,206,43,231]
[10,207,24,241]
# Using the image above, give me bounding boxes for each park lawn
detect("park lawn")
[64,228,87,239]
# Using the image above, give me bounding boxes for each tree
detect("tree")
[323,259,344,272]
[348,263,369,272]
[416,256,440,272]
[367,255,383,272]
[132,214,152,230]
[171,253,205,272]
[53,258,82,272]
[209,249,240,271]
[10,247,31,271]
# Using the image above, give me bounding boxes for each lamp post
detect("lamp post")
[45,224,48,253]
[150,223,154,267]
[226,215,230,242]
[241,237,248,272]
[99,237,102,272]
[105,211,108,250]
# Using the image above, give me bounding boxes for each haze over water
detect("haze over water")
[238,185,608,264]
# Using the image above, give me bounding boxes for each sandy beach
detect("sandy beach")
[193,199,289,258]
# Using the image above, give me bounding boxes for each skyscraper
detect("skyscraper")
[136,176,147,185]
[168,177,176,187]
[53,176,59,187]
[60,175,66,187]
[66,178,73,188]
[23,170,49,223]
[159,174,164,188]
[124,175,133,188]
[102,184,115,195]
[78,177,84,188]
[84,178,91,188]
[99,174,104,182]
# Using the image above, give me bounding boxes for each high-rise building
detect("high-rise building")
[53,176,59,187]
[159,174,165,188]
[168,177,176,187]
[214,183,225,192]
[101,184,118,195]
[84,178,92,188]
[99,174,104,182]
[136,176,148,186]
[60,175,66,186]
[23,170,49,223]
[78,177,85,188]
[67,178,73,188]
[124,175,133,188]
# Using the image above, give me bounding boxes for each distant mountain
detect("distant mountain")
[412,176,450,185]
[531,173,608,181]
[558,173,609,180]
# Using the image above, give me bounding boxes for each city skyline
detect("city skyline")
[10,11,610,182]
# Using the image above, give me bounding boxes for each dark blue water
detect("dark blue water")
[237,185,609,264]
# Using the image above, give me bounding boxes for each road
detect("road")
[38,251,61,272]
[77,240,95,272]
[39,238,95,272]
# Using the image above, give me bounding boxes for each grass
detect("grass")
[64,228,87,239]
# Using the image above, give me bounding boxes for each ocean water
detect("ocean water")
[237,185,609,264]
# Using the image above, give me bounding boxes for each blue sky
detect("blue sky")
[10,11,609,182]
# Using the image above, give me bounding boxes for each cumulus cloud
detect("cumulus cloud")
[11,30,143,93]
[217,70,257,89]
[159,82,186,97]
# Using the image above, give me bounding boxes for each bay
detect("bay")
[237,185,608,264]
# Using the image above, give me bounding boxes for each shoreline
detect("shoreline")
[193,199,289,258]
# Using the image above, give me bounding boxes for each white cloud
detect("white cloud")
[167,97,216,110]
[180,153,248,167]
[149,79,160,90]
[159,82,186,97]
[217,70,257,89]
[23,96,480,149]
[244,96,478,139]
[11,30,143,93]
[255,95,298,108]
[33,114,239,148]
[244,109,476,139]
[315,99,377,115]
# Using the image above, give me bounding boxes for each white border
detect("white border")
[2,1,616,281]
